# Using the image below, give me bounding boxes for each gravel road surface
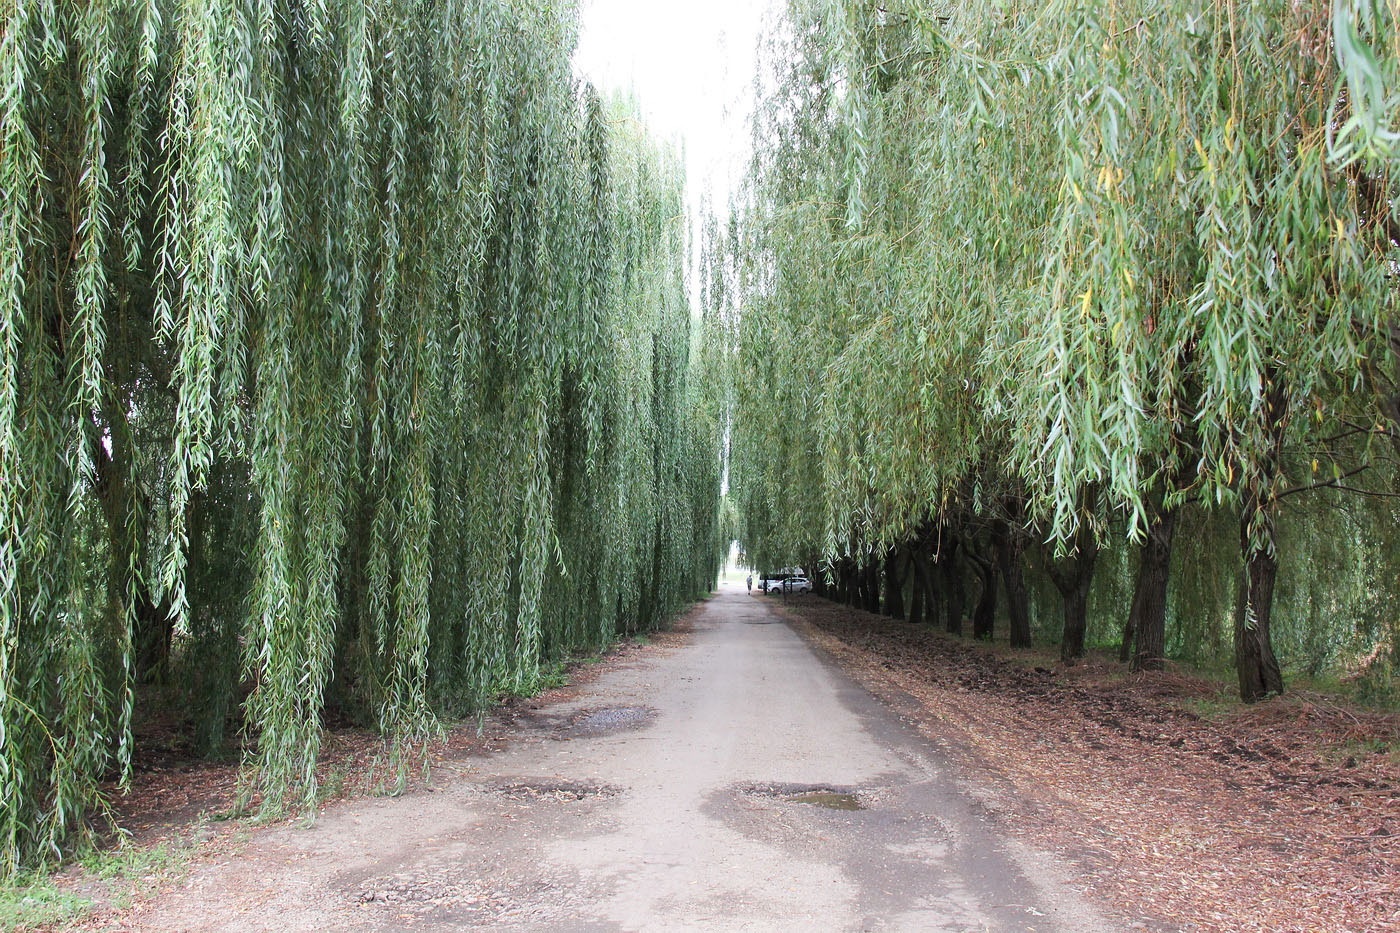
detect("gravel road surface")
[117,583,1118,932]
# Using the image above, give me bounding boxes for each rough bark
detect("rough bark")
[993,518,1032,649]
[134,573,175,683]
[907,559,925,624]
[1233,372,1288,702]
[1118,605,1136,665]
[882,548,905,620]
[863,559,882,614]
[1236,507,1285,702]
[938,533,965,637]
[1059,586,1089,664]
[809,554,829,598]
[926,553,943,629]
[1127,506,1178,672]
[1048,513,1099,664]
[911,538,941,628]
[971,550,997,641]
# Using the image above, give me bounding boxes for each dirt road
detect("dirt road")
[114,584,1117,931]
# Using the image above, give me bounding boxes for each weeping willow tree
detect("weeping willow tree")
[731,0,1399,697]
[0,0,723,877]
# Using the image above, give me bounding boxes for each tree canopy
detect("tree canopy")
[730,0,1399,700]
[0,0,724,875]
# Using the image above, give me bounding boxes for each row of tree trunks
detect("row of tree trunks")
[835,518,1030,646]
[810,475,1284,703]
[815,497,1095,669]
[831,555,882,610]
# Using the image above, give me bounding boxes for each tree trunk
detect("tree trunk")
[1126,506,1178,672]
[1233,370,1288,702]
[809,554,829,598]
[911,542,935,625]
[133,488,186,683]
[911,537,942,625]
[939,534,964,636]
[925,551,943,629]
[971,553,997,641]
[134,582,174,682]
[994,519,1032,648]
[1062,587,1089,663]
[883,548,905,619]
[863,559,882,614]
[1049,514,1098,664]
[1236,509,1284,702]
[1118,607,1136,664]
[907,556,924,624]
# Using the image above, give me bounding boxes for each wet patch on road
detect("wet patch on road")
[738,781,869,811]
[555,705,657,739]
[478,778,622,801]
[789,790,865,810]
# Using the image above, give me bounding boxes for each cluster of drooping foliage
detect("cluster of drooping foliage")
[0,0,724,875]
[730,0,1399,701]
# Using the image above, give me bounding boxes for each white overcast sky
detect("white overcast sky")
[573,0,781,217]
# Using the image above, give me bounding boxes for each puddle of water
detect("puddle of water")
[787,791,865,811]
[557,705,656,738]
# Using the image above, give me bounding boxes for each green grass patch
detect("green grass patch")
[0,874,91,932]
[0,835,198,931]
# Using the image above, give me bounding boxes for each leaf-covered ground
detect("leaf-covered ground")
[772,596,1400,933]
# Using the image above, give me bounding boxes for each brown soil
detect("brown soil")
[775,597,1400,933]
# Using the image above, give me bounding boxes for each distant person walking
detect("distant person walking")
[746,574,752,594]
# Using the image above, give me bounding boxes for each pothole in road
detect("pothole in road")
[555,705,657,739]
[354,873,576,918]
[740,781,868,811]
[357,876,472,905]
[484,779,622,801]
[788,790,864,810]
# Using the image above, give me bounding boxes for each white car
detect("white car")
[785,576,813,593]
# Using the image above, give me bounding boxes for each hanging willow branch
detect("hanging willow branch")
[0,0,726,875]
